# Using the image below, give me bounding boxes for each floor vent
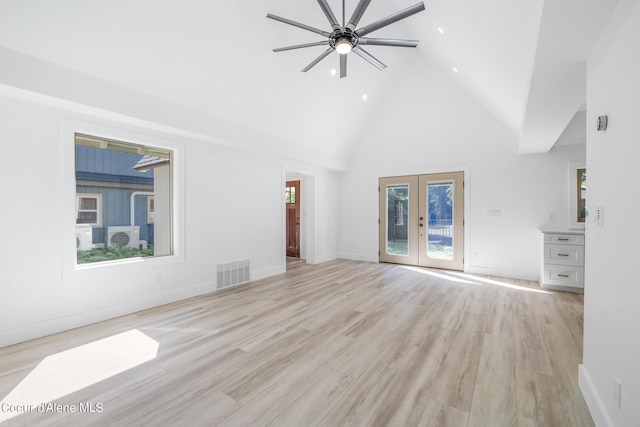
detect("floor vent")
[217,259,250,289]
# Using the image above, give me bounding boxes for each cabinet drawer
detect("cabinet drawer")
[543,244,584,266]
[544,233,584,245]
[543,265,584,288]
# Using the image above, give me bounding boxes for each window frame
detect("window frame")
[62,118,185,276]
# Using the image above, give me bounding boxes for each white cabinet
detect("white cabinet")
[540,230,585,292]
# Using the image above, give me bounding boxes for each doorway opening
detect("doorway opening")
[283,171,315,271]
[285,180,300,259]
[379,171,464,270]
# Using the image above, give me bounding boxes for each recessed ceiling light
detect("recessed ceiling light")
[437,27,444,34]
[452,67,459,73]
[362,94,368,101]
[330,68,337,77]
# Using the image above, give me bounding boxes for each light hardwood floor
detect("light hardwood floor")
[0,259,593,426]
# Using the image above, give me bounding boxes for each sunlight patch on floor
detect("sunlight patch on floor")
[445,271,554,294]
[400,265,553,294]
[0,329,158,422]
[399,265,480,285]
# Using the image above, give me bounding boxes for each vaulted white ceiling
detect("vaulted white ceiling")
[0,0,620,164]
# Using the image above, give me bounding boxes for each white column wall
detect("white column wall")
[579,1,640,426]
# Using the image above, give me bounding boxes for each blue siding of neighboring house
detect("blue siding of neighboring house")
[76,145,155,247]
[76,145,154,178]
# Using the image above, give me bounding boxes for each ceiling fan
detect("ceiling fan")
[267,0,426,78]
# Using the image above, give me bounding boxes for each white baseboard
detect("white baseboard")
[464,264,538,281]
[311,253,339,264]
[338,252,379,263]
[252,264,286,280]
[579,364,613,427]
[0,281,216,349]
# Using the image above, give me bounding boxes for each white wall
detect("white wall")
[579,1,640,426]
[0,88,340,349]
[339,52,586,280]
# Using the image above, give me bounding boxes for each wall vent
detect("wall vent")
[217,259,250,289]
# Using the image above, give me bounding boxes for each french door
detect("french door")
[379,172,464,270]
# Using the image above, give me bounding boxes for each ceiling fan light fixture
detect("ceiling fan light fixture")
[335,38,352,54]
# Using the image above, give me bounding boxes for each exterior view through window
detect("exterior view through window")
[75,134,173,265]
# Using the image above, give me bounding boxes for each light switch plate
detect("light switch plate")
[594,205,604,227]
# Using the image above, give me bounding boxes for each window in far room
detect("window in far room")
[577,168,586,223]
[74,133,173,265]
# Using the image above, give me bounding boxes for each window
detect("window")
[577,168,586,223]
[285,186,296,204]
[75,133,173,265]
[569,162,586,228]
[147,196,155,224]
[76,194,102,226]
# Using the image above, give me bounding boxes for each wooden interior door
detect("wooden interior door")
[286,180,300,258]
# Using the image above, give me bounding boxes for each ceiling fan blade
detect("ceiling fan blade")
[340,53,347,78]
[358,37,419,48]
[317,0,341,31]
[352,46,387,71]
[346,0,372,31]
[355,2,426,37]
[302,48,334,72]
[267,13,331,37]
[273,41,329,52]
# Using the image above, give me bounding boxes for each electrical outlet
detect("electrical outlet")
[614,377,622,409]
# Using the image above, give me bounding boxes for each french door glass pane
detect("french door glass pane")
[386,185,409,256]
[427,182,454,260]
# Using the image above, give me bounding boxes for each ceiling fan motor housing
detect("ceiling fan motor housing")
[329,29,358,52]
